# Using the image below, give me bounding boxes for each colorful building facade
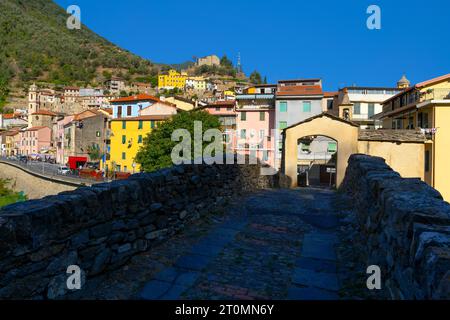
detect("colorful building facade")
[110,94,159,119]
[235,85,277,167]
[107,115,169,173]
[18,127,52,156]
[158,69,188,90]
[379,73,450,201]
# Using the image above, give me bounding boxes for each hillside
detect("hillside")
[0,0,160,108]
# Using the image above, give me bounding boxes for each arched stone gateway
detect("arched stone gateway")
[281,113,360,188]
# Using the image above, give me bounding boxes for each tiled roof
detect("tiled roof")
[323,92,339,98]
[110,94,160,103]
[382,73,450,105]
[1,113,15,119]
[73,110,102,121]
[3,130,20,136]
[25,126,49,132]
[31,109,57,116]
[206,100,235,107]
[284,112,360,131]
[358,129,426,143]
[416,73,450,88]
[111,115,171,121]
[277,85,323,96]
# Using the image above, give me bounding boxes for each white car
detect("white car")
[57,166,70,175]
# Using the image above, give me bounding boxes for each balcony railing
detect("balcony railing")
[420,88,450,101]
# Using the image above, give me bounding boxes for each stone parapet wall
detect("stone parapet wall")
[341,154,450,299]
[0,162,274,299]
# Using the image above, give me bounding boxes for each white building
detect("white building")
[332,86,405,129]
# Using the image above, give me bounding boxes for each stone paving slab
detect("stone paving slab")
[139,280,173,300]
[295,257,337,273]
[301,233,337,261]
[175,254,212,271]
[189,243,224,257]
[292,268,339,292]
[287,286,339,300]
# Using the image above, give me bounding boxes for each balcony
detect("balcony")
[420,88,450,101]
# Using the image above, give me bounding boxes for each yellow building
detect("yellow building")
[380,73,450,201]
[158,69,187,90]
[107,115,170,173]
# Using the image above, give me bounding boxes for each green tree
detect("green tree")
[87,143,103,161]
[220,55,233,68]
[249,71,262,84]
[135,110,222,172]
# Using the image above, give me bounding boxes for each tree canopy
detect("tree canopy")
[135,110,222,172]
[249,71,263,84]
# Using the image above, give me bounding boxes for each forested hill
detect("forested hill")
[0,0,159,108]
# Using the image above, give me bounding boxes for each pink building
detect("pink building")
[235,85,277,167]
[55,115,74,164]
[19,127,52,156]
[202,101,237,149]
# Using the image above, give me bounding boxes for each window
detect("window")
[259,112,265,121]
[138,120,143,129]
[303,101,311,112]
[408,116,414,129]
[138,135,143,143]
[259,129,265,140]
[127,106,132,116]
[368,103,375,117]
[122,152,126,160]
[425,150,430,172]
[122,121,126,129]
[227,107,233,111]
[122,135,126,144]
[240,129,246,139]
[353,103,361,115]
[423,112,429,128]
[327,142,337,153]
[263,151,269,162]
[241,112,247,121]
[279,101,287,112]
[150,121,155,129]
[117,106,122,118]
[301,143,310,152]
[124,166,128,172]
[279,121,287,130]
[116,165,121,172]
[215,107,220,111]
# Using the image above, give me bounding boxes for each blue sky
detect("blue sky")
[55,0,450,91]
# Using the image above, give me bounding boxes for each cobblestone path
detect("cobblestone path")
[138,188,343,300]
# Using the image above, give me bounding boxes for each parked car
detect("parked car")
[57,166,70,175]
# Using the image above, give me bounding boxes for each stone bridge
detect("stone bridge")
[0,156,449,300]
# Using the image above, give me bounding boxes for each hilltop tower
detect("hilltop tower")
[237,52,242,73]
